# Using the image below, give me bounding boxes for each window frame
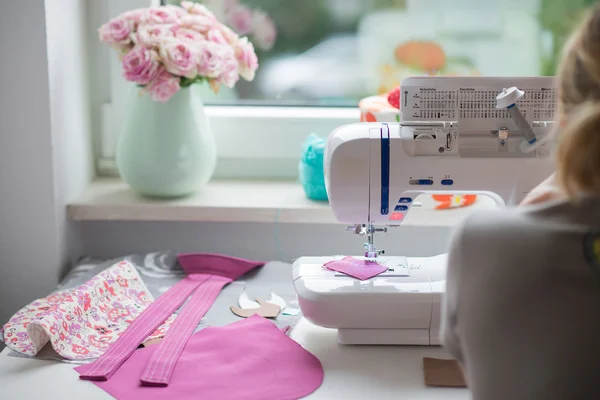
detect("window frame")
[91,0,359,180]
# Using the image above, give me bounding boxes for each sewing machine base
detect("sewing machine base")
[338,328,441,346]
[292,255,447,345]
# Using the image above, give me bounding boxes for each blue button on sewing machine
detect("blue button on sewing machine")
[441,179,454,185]
[410,179,432,185]
[394,205,409,211]
[398,197,412,203]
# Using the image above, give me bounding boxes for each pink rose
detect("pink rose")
[226,4,253,36]
[235,37,258,81]
[142,5,185,25]
[145,70,181,102]
[122,45,161,85]
[172,26,206,42]
[196,41,238,87]
[196,45,221,78]
[217,50,240,88]
[179,15,213,33]
[158,39,198,79]
[196,41,228,78]
[206,28,228,45]
[181,1,217,20]
[216,23,239,46]
[121,8,146,27]
[135,24,174,47]
[98,17,133,51]
[252,10,276,51]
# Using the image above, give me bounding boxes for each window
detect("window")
[93,0,593,179]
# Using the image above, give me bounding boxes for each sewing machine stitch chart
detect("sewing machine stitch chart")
[293,76,557,346]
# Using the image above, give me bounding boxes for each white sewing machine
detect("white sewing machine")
[293,76,557,345]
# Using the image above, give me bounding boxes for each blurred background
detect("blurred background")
[167,0,596,106]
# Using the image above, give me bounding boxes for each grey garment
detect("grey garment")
[441,196,600,400]
[5,252,300,362]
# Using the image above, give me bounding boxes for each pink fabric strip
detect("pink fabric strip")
[140,275,231,386]
[77,276,208,381]
[77,253,265,383]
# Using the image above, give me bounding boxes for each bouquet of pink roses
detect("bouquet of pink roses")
[99,1,259,102]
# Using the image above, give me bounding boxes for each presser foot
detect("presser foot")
[345,223,387,259]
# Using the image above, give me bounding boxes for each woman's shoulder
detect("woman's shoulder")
[449,197,600,275]
[452,206,530,241]
[457,195,600,237]
[445,208,552,286]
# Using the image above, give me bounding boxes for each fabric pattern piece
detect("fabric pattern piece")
[75,315,324,400]
[140,275,231,386]
[77,277,208,380]
[0,261,173,360]
[77,253,265,384]
[324,256,388,280]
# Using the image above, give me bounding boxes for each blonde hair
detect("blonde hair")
[556,4,600,199]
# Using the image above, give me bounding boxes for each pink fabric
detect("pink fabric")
[75,315,324,400]
[140,275,230,386]
[77,277,205,380]
[0,261,173,360]
[324,256,388,280]
[176,253,263,278]
[77,253,264,384]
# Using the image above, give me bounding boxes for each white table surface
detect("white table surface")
[0,318,470,400]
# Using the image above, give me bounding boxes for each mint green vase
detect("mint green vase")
[116,85,217,198]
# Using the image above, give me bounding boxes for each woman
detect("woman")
[441,4,600,399]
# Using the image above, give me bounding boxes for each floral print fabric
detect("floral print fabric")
[0,260,173,360]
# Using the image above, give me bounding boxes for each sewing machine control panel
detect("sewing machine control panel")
[400,76,556,129]
[394,76,557,158]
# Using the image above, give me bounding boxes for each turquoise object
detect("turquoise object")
[299,134,328,201]
[116,85,217,198]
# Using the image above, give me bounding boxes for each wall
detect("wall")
[0,1,61,325]
[45,0,94,270]
[0,0,93,325]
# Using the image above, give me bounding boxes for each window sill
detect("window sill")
[68,179,499,226]
[67,178,335,224]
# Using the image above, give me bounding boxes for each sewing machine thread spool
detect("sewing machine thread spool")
[496,87,537,145]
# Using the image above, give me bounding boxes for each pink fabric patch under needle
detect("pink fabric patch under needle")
[75,315,324,400]
[324,256,388,280]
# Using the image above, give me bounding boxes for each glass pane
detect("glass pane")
[164,0,594,106]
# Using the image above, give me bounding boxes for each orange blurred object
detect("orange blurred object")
[394,40,446,73]
[360,111,377,122]
[432,194,477,210]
